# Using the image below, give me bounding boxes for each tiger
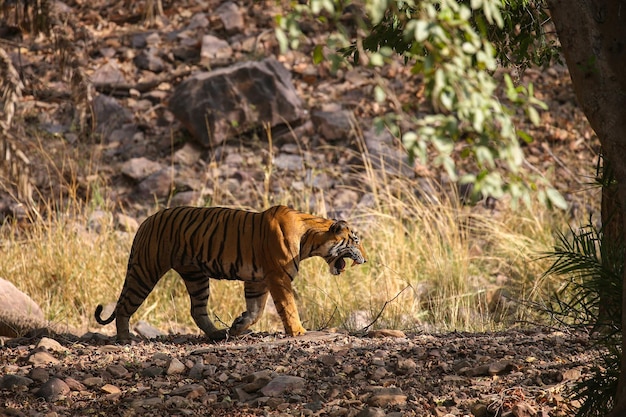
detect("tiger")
[95,205,367,341]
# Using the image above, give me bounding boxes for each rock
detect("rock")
[356,408,386,417]
[366,387,407,407]
[200,35,233,67]
[82,376,104,387]
[115,213,139,232]
[87,210,113,233]
[136,167,175,200]
[512,401,537,417]
[29,367,49,383]
[91,61,127,85]
[36,377,70,401]
[169,58,304,147]
[28,351,59,366]
[260,375,306,397]
[311,110,354,141]
[0,277,45,337]
[64,377,86,391]
[394,357,417,375]
[188,358,205,380]
[363,126,414,177]
[241,370,273,392]
[166,357,187,375]
[36,337,66,352]
[366,329,406,338]
[121,157,164,181]
[186,13,209,31]
[488,360,518,375]
[471,402,488,417]
[93,94,134,142]
[0,374,33,390]
[173,143,203,166]
[273,154,304,171]
[141,366,164,377]
[215,1,244,33]
[134,49,165,73]
[101,383,122,400]
[106,364,129,378]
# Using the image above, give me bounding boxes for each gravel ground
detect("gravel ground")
[0,328,594,416]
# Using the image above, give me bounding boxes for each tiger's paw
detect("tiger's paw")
[206,329,229,341]
[286,326,307,337]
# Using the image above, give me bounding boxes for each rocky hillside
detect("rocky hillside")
[0,0,598,223]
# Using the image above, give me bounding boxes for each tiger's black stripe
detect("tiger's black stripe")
[94,205,366,341]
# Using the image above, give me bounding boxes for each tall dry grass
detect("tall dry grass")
[0,131,594,337]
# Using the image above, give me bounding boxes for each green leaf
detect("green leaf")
[527,106,540,126]
[370,52,385,66]
[275,28,288,54]
[374,85,387,103]
[546,188,569,210]
[312,45,325,64]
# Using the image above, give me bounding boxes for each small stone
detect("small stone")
[134,50,165,73]
[64,377,86,391]
[106,364,129,378]
[241,370,273,392]
[215,1,244,32]
[395,357,417,375]
[141,366,164,377]
[200,35,233,66]
[29,367,49,383]
[366,387,407,407]
[512,401,537,417]
[488,361,518,375]
[273,154,303,171]
[36,337,66,352]
[356,408,386,417]
[121,157,163,181]
[471,402,488,417]
[28,351,59,366]
[189,358,205,380]
[82,377,104,387]
[137,167,175,200]
[36,377,70,401]
[167,357,187,375]
[173,143,203,166]
[365,329,406,338]
[318,355,338,366]
[101,384,121,395]
[0,374,33,389]
[115,213,139,233]
[260,375,306,397]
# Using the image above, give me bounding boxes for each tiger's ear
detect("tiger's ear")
[329,220,348,234]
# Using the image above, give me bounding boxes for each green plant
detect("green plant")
[276,0,564,209]
[541,221,621,417]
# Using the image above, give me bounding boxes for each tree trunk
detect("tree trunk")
[546,1,626,414]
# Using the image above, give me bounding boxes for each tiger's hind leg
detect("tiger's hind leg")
[180,272,227,341]
[114,269,163,342]
[230,281,269,336]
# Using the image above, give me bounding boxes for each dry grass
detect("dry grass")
[0,120,599,337]
[0,145,585,337]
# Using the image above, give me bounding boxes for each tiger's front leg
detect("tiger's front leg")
[266,272,307,337]
[230,281,269,336]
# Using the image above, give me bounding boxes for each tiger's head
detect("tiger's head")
[318,220,367,275]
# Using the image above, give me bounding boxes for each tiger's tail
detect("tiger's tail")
[94,304,116,325]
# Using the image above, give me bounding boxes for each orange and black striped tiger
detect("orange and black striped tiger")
[95,205,366,341]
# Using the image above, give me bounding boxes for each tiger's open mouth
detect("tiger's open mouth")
[329,251,366,275]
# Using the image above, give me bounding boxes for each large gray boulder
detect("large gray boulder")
[169,58,304,147]
[0,278,45,337]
